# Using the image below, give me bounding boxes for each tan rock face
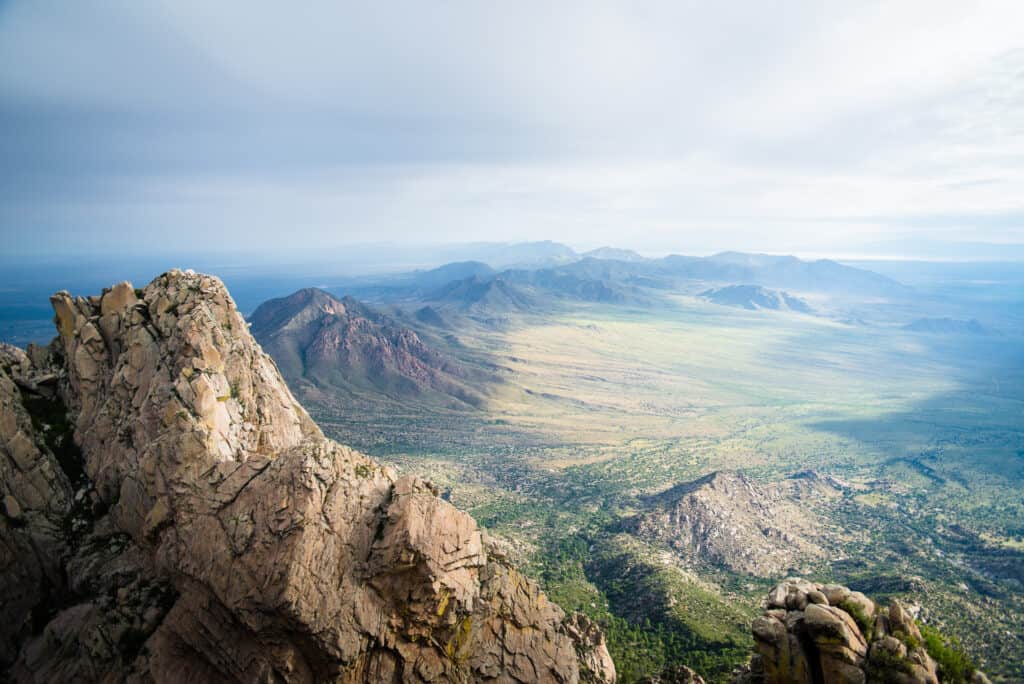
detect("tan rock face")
[3,342,178,683]
[638,663,705,684]
[3,271,615,683]
[750,578,946,684]
[566,614,617,684]
[0,343,75,667]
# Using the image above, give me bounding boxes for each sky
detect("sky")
[2,1,1024,259]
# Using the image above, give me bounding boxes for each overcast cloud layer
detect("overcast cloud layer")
[2,1,1023,257]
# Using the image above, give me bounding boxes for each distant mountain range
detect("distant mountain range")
[450,244,905,293]
[582,246,648,262]
[470,245,906,297]
[365,249,906,316]
[407,242,909,295]
[660,252,905,296]
[433,240,578,269]
[427,275,534,315]
[318,248,909,324]
[404,261,496,289]
[249,288,486,407]
[499,267,639,304]
[700,285,814,314]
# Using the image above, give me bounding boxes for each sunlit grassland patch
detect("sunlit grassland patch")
[854,492,895,508]
[468,300,962,459]
[980,533,1024,551]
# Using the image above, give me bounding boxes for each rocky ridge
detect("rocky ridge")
[629,472,837,577]
[0,270,615,683]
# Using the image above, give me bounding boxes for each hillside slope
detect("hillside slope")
[629,472,835,577]
[250,288,487,408]
[427,275,534,315]
[699,285,814,313]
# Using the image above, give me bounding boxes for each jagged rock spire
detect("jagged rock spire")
[3,270,615,683]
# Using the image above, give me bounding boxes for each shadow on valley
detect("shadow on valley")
[807,333,1024,486]
[798,331,1024,677]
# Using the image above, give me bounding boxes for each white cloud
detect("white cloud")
[1,0,1023,255]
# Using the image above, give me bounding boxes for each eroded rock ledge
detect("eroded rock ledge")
[1,270,615,683]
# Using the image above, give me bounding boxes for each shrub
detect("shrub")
[868,648,913,683]
[919,623,975,684]
[838,599,874,640]
[892,629,921,650]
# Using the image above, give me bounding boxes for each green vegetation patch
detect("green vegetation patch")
[920,623,976,684]
[838,598,874,641]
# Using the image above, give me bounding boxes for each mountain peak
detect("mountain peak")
[247,286,349,332]
[428,275,533,314]
[1,270,615,682]
[251,289,485,407]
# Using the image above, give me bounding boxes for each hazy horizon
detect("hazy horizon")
[3,1,1024,259]
[4,236,1024,266]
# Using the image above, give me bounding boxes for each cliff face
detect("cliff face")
[0,270,614,683]
[0,343,75,667]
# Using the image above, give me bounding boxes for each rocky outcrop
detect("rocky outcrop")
[0,343,75,666]
[3,339,180,682]
[638,664,706,683]
[746,578,986,684]
[565,614,616,684]
[1,271,614,683]
[629,472,833,577]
